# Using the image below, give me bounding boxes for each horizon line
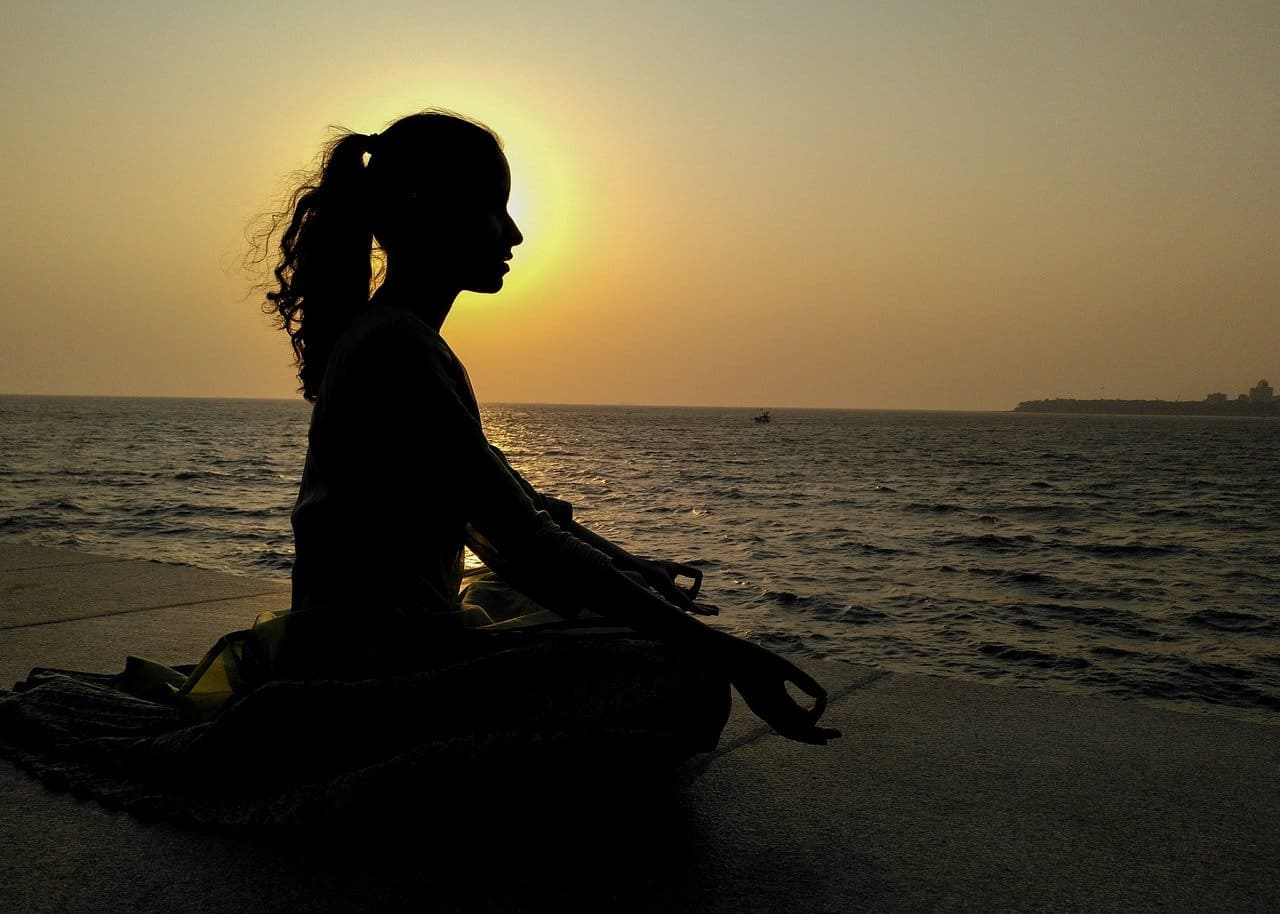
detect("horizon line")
[0,391,1013,413]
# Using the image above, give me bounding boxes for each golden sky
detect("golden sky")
[1,2,1276,409]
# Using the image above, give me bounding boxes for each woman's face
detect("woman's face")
[400,148,524,294]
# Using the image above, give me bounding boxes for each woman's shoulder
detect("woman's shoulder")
[342,302,447,357]
[329,303,460,380]
[320,303,460,401]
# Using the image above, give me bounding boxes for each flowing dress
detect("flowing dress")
[0,302,730,828]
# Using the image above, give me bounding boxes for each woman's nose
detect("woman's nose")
[506,214,524,247]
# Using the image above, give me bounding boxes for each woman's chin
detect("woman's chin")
[466,273,508,294]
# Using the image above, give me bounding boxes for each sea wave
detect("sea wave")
[2,396,1277,723]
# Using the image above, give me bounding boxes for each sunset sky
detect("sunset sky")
[1,2,1276,409]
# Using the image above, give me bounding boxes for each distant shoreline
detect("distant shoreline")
[1014,398,1279,417]
[4,391,1279,416]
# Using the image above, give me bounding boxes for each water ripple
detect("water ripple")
[2,396,1278,724]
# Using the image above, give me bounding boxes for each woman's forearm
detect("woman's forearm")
[495,520,725,658]
[558,516,710,614]
[562,517,645,572]
[586,561,729,660]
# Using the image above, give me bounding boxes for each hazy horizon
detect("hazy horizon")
[3,3,1276,410]
[3,387,1277,414]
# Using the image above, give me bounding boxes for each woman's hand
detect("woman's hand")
[633,557,718,616]
[715,634,842,745]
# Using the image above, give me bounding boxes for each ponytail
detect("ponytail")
[264,131,374,401]
[257,111,502,401]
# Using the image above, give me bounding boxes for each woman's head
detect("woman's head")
[260,109,521,400]
[366,113,522,294]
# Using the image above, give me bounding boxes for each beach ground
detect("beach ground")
[1,542,1276,913]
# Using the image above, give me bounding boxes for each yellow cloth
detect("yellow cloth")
[118,569,619,720]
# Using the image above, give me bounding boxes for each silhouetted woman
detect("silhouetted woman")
[0,111,835,828]
[263,110,837,746]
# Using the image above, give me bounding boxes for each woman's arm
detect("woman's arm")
[486,445,713,614]
[465,458,840,744]
[486,444,575,525]
[484,520,839,745]
[560,517,714,615]
[355,320,838,743]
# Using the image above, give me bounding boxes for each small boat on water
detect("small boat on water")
[752,410,770,424]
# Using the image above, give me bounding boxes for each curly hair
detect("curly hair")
[256,110,501,401]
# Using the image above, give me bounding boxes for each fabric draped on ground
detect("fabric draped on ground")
[0,624,731,830]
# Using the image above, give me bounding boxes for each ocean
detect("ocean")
[2,395,1278,723]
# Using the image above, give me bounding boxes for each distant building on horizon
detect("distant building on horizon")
[1249,379,1275,403]
[1015,379,1277,415]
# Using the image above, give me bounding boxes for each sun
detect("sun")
[358,90,582,306]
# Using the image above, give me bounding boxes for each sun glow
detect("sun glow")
[10,4,1274,407]
[356,89,582,317]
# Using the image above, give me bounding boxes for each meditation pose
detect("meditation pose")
[0,110,836,826]
[267,110,838,743]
